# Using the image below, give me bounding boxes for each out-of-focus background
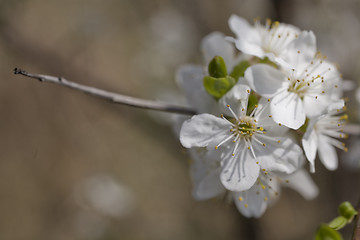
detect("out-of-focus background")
[1,0,360,239]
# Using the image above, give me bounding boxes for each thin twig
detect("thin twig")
[353,200,360,240]
[13,68,196,115]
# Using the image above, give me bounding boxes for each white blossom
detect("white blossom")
[302,101,348,172]
[227,15,301,65]
[245,45,343,129]
[180,83,303,192]
[234,168,318,218]
[188,147,318,218]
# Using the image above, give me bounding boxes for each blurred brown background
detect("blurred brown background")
[1,0,360,239]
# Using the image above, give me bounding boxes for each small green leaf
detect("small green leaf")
[338,201,358,221]
[208,56,227,78]
[230,60,251,81]
[315,224,343,240]
[298,118,309,133]
[328,216,348,230]
[203,76,236,100]
[246,93,258,116]
[258,56,278,68]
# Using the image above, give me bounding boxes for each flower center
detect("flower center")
[230,116,264,140]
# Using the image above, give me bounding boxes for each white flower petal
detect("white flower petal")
[188,148,225,200]
[302,119,318,172]
[193,168,224,200]
[255,98,288,136]
[220,143,260,191]
[271,90,305,129]
[219,83,251,117]
[201,32,236,70]
[228,15,263,57]
[318,135,338,170]
[285,169,319,200]
[254,135,303,174]
[245,64,287,98]
[281,31,316,70]
[180,114,229,148]
[233,189,267,218]
[303,95,329,118]
[175,65,218,113]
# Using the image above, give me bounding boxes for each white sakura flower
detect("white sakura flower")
[302,101,348,172]
[234,168,318,218]
[227,15,301,65]
[180,83,303,192]
[245,45,343,129]
[188,145,317,218]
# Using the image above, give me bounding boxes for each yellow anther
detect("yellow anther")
[315,96,318,99]
[261,185,266,190]
[264,197,268,201]
[227,104,230,107]
[263,143,266,147]
[242,108,245,111]
[215,146,218,150]
[278,123,282,126]
[244,204,248,208]
[341,115,347,120]
[322,91,325,93]
[277,140,281,143]
[344,147,348,152]
[232,154,235,156]
[239,197,243,201]
[297,50,300,54]
[269,115,272,118]
[285,180,289,183]
[268,98,271,102]
[307,83,310,86]
[278,34,281,38]
[335,85,338,88]
[256,161,259,164]
[297,79,300,82]
[266,18,272,26]
[262,168,266,171]
[248,147,251,150]
[220,114,224,117]
[247,90,250,93]
[287,77,290,81]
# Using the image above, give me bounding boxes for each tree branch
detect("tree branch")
[13,68,196,115]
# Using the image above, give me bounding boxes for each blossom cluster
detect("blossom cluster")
[174,15,348,217]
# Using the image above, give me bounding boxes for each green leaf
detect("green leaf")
[208,56,227,78]
[315,224,343,240]
[246,93,258,116]
[203,76,236,100]
[230,60,251,81]
[258,56,278,68]
[298,118,309,133]
[338,201,358,221]
[328,216,348,230]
